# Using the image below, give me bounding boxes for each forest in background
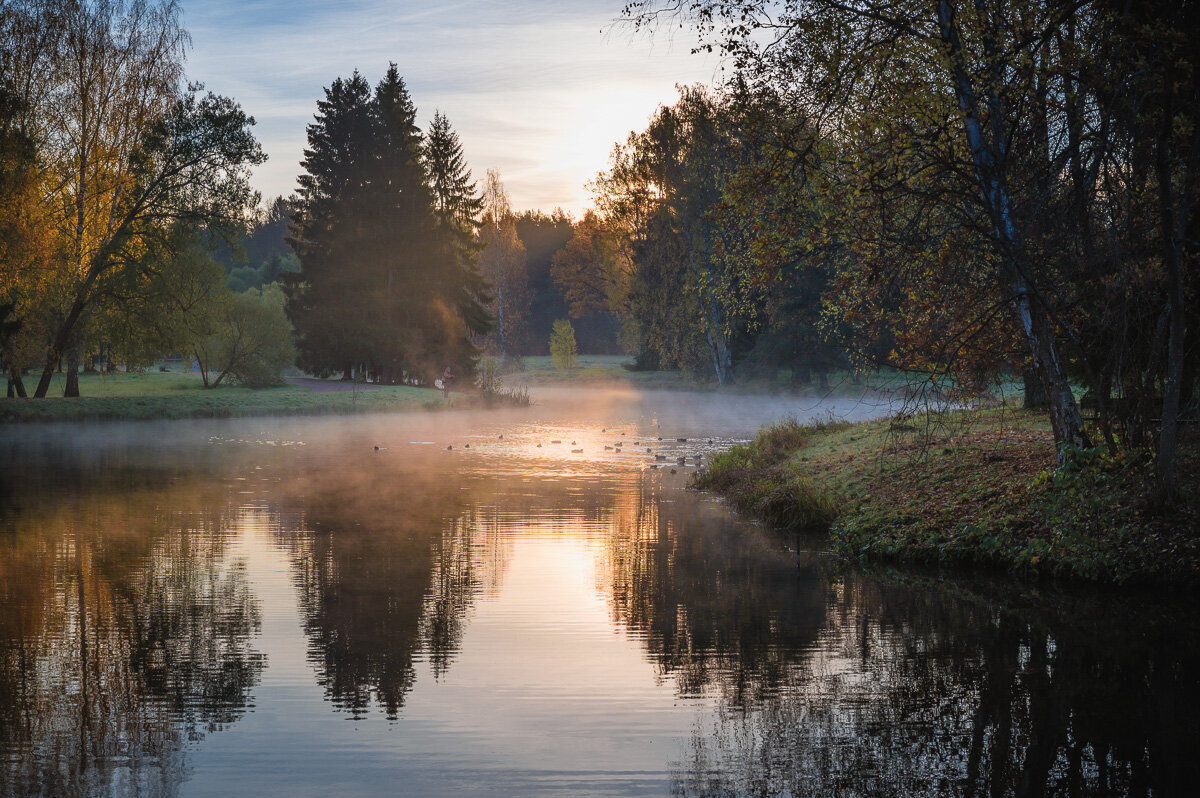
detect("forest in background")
[2,0,1197,498]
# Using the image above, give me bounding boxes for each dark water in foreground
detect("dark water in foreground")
[0,389,1196,796]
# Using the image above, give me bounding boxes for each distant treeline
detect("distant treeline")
[218,200,623,363]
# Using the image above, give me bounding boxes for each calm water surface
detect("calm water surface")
[1,388,1196,796]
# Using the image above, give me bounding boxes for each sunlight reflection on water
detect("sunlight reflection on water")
[0,388,1196,796]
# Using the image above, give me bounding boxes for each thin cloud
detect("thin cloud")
[183,0,717,212]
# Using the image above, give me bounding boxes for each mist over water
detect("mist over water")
[1,387,1195,796]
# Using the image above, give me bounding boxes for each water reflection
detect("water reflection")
[277,467,504,717]
[598,479,827,705]
[672,573,1200,796]
[0,404,1196,796]
[0,465,263,796]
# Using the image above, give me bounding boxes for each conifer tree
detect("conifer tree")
[367,64,435,382]
[286,72,374,379]
[424,111,491,369]
[426,112,482,225]
[287,68,491,384]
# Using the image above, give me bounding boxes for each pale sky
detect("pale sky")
[183,1,719,215]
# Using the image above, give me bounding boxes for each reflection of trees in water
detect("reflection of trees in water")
[123,533,262,737]
[672,573,1200,796]
[276,467,664,718]
[598,477,829,706]
[422,511,504,680]
[278,469,511,718]
[0,481,263,797]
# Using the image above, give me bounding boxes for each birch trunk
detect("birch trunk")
[937,0,1087,452]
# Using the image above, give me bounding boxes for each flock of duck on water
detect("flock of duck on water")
[363,427,720,474]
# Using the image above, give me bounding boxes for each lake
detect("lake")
[1,388,1195,796]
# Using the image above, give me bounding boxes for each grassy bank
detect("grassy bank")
[0,372,452,423]
[694,409,1200,586]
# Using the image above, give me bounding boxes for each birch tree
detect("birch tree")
[479,169,527,363]
[0,1,263,397]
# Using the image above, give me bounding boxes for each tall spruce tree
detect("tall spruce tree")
[424,111,491,371]
[286,72,375,379]
[367,65,434,382]
[287,67,490,383]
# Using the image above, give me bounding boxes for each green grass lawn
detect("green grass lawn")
[25,370,211,397]
[1,371,447,423]
[694,407,1200,586]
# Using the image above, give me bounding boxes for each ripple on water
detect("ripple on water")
[0,394,1195,796]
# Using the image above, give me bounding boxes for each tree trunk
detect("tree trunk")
[1023,368,1047,409]
[497,281,506,364]
[685,219,731,385]
[33,363,54,398]
[937,0,1087,454]
[1155,72,1185,500]
[64,346,81,397]
[34,294,90,397]
[7,369,26,398]
[1024,292,1088,450]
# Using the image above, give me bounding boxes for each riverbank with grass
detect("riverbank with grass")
[0,371,487,423]
[693,408,1200,587]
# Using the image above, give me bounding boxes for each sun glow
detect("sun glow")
[184,1,717,213]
